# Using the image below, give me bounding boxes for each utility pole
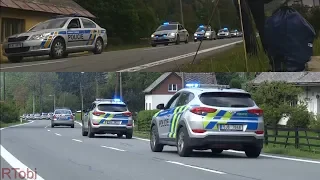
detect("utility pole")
[39,73,43,113]
[181,72,185,88]
[95,72,99,98]
[80,72,84,121]
[119,72,123,99]
[179,0,184,26]
[115,72,119,97]
[33,84,35,114]
[0,72,5,101]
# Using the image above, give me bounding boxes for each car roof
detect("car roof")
[93,99,126,105]
[177,87,249,96]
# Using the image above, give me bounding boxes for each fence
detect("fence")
[265,126,320,151]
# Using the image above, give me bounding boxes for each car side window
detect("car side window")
[68,18,81,29]
[178,25,183,30]
[81,18,96,28]
[165,93,181,109]
[176,92,194,107]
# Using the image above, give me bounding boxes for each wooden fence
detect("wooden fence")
[265,126,320,151]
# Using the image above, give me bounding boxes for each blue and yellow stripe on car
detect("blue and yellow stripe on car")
[87,30,97,45]
[40,32,58,49]
[168,105,189,138]
[202,110,259,131]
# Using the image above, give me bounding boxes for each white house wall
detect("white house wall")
[145,94,173,110]
[298,86,320,115]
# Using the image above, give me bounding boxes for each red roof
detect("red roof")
[0,0,95,18]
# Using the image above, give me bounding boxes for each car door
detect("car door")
[168,92,195,138]
[66,18,85,48]
[80,18,97,48]
[157,93,181,139]
[83,103,95,129]
[178,25,186,41]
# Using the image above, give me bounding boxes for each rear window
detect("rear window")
[55,109,71,114]
[98,104,127,112]
[199,92,255,108]
[42,113,47,115]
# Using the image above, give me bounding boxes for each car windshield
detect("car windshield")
[98,104,128,112]
[219,30,228,33]
[196,27,210,32]
[156,24,177,31]
[28,18,68,32]
[42,113,47,115]
[55,109,72,114]
[230,30,237,33]
[199,92,255,108]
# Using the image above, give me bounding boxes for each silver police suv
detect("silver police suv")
[193,25,217,42]
[150,84,264,158]
[150,22,189,47]
[2,14,107,63]
[82,99,133,139]
[51,109,75,128]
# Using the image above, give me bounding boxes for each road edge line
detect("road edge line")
[0,121,34,131]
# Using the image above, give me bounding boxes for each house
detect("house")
[0,0,95,62]
[143,72,217,110]
[252,72,320,115]
[290,0,320,6]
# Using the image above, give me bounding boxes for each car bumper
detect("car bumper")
[217,35,229,38]
[91,125,133,134]
[194,36,211,40]
[52,120,74,125]
[2,40,50,57]
[151,36,176,44]
[188,135,263,149]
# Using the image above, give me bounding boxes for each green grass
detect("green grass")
[133,129,150,139]
[182,35,320,72]
[0,121,25,128]
[75,112,81,121]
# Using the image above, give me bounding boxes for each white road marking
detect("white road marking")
[44,124,49,128]
[101,146,126,152]
[134,136,320,164]
[118,40,243,72]
[47,130,51,132]
[75,121,83,126]
[227,150,320,165]
[72,139,82,143]
[0,145,45,180]
[166,161,226,174]
[0,121,34,131]
[0,60,68,70]
[54,133,61,136]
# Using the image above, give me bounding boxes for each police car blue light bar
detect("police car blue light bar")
[223,28,228,30]
[186,83,200,88]
[185,84,230,89]
[199,25,204,28]
[163,22,169,25]
[113,98,121,102]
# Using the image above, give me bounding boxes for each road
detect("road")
[1,120,319,180]
[0,38,242,72]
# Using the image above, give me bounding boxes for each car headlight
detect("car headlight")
[168,33,176,37]
[205,32,210,36]
[29,33,51,40]
[194,33,197,36]
[151,34,155,38]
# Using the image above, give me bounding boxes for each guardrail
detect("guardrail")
[265,126,320,151]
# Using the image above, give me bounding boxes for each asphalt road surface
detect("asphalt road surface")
[0,38,242,72]
[1,120,319,180]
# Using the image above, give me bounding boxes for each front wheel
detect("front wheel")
[126,131,133,139]
[93,38,103,54]
[150,126,164,152]
[177,127,192,157]
[175,35,180,45]
[117,133,123,138]
[82,126,88,136]
[50,38,66,59]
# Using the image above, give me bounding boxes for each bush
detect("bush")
[229,78,242,89]
[286,105,313,128]
[136,110,159,131]
[0,102,19,123]
[309,115,320,130]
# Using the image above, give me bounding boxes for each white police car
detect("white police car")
[150,84,264,157]
[82,98,133,139]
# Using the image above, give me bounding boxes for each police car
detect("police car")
[217,28,231,39]
[150,22,189,47]
[150,84,264,158]
[193,25,217,42]
[2,14,107,63]
[82,99,133,139]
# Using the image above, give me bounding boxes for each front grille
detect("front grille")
[8,36,29,42]
[154,39,170,43]
[5,47,30,54]
[155,34,167,37]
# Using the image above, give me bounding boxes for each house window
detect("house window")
[290,100,298,107]
[1,18,25,43]
[168,84,178,92]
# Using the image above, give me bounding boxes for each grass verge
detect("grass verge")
[182,35,320,72]
[105,43,149,52]
[0,121,25,128]
[133,130,320,159]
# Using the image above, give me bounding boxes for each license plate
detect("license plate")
[8,43,22,48]
[220,124,243,131]
[106,121,121,125]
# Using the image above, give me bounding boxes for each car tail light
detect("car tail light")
[70,115,74,120]
[190,107,217,115]
[92,111,105,116]
[127,123,132,126]
[122,112,132,117]
[248,108,263,116]
[53,115,57,120]
[92,121,99,125]
[255,130,264,134]
[192,129,206,133]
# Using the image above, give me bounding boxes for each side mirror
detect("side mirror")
[156,103,165,110]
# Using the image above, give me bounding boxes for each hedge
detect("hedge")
[0,102,19,123]
[136,110,159,131]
